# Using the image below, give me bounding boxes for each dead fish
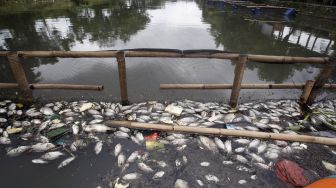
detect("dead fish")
[58,156,76,169]
[88,109,100,115]
[79,103,93,112]
[0,136,11,144]
[199,136,218,153]
[32,159,48,164]
[49,123,66,130]
[94,141,103,155]
[235,155,248,164]
[70,139,87,151]
[157,161,167,168]
[115,144,122,157]
[200,162,210,167]
[114,131,129,139]
[174,179,189,188]
[119,127,131,133]
[118,153,126,167]
[7,146,31,157]
[250,153,265,163]
[123,173,140,181]
[138,162,154,173]
[249,139,260,149]
[264,151,278,160]
[89,119,103,124]
[268,124,283,131]
[208,114,224,122]
[254,162,270,170]
[205,174,219,183]
[224,140,232,154]
[38,120,51,132]
[234,139,250,145]
[130,136,141,145]
[214,137,225,151]
[254,123,269,130]
[40,107,54,116]
[172,138,188,145]
[235,147,245,153]
[224,113,235,123]
[72,124,79,135]
[135,132,144,143]
[41,151,64,160]
[259,119,269,124]
[153,171,165,179]
[127,151,139,163]
[31,143,55,152]
[322,160,336,172]
[238,180,247,184]
[84,124,112,133]
[196,180,204,186]
[257,142,267,154]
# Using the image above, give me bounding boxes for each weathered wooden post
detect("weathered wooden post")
[116,51,129,105]
[229,54,247,108]
[300,80,315,104]
[6,52,33,103]
[306,53,336,105]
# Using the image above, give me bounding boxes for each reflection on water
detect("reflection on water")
[0,0,335,101]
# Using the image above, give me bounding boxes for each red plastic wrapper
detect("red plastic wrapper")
[144,133,159,141]
[275,159,309,187]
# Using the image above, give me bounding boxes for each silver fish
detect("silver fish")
[234,139,250,145]
[200,162,210,167]
[199,136,218,153]
[254,122,269,130]
[0,136,11,144]
[257,142,267,154]
[224,140,232,154]
[157,161,167,168]
[254,162,270,170]
[250,153,265,163]
[130,136,141,145]
[214,137,225,151]
[31,143,55,152]
[235,155,248,163]
[41,151,64,160]
[238,180,247,184]
[114,131,129,139]
[196,180,204,186]
[84,124,112,133]
[38,120,50,132]
[235,147,245,153]
[205,174,219,183]
[7,146,31,157]
[174,179,189,188]
[138,162,153,173]
[127,151,139,163]
[118,153,126,167]
[72,124,79,135]
[89,119,103,124]
[153,171,165,179]
[264,151,278,160]
[114,144,122,157]
[58,156,76,169]
[94,141,103,155]
[123,173,140,181]
[224,113,235,123]
[135,132,144,143]
[40,107,54,116]
[32,159,48,164]
[248,139,260,148]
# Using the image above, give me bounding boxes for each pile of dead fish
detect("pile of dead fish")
[0,99,336,187]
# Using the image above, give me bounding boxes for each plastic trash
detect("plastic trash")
[305,175,336,188]
[145,133,159,141]
[46,127,69,140]
[275,159,309,187]
[145,140,164,151]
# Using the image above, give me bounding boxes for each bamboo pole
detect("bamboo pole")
[160,83,336,89]
[116,51,129,105]
[0,50,328,64]
[307,57,336,105]
[6,52,33,103]
[0,83,103,90]
[108,121,336,146]
[230,55,247,108]
[300,80,315,104]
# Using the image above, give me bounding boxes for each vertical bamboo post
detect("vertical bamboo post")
[6,52,33,103]
[306,54,336,105]
[300,80,315,104]
[116,51,129,105]
[230,54,247,108]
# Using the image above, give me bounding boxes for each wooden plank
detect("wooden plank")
[6,52,33,103]
[300,80,315,104]
[116,51,129,105]
[0,83,104,90]
[307,56,336,105]
[108,121,336,146]
[230,55,247,107]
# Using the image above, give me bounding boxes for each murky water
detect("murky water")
[0,0,335,102]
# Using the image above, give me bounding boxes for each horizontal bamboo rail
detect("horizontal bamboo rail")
[0,83,103,90]
[108,121,336,146]
[0,50,328,64]
[160,83,336,89]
